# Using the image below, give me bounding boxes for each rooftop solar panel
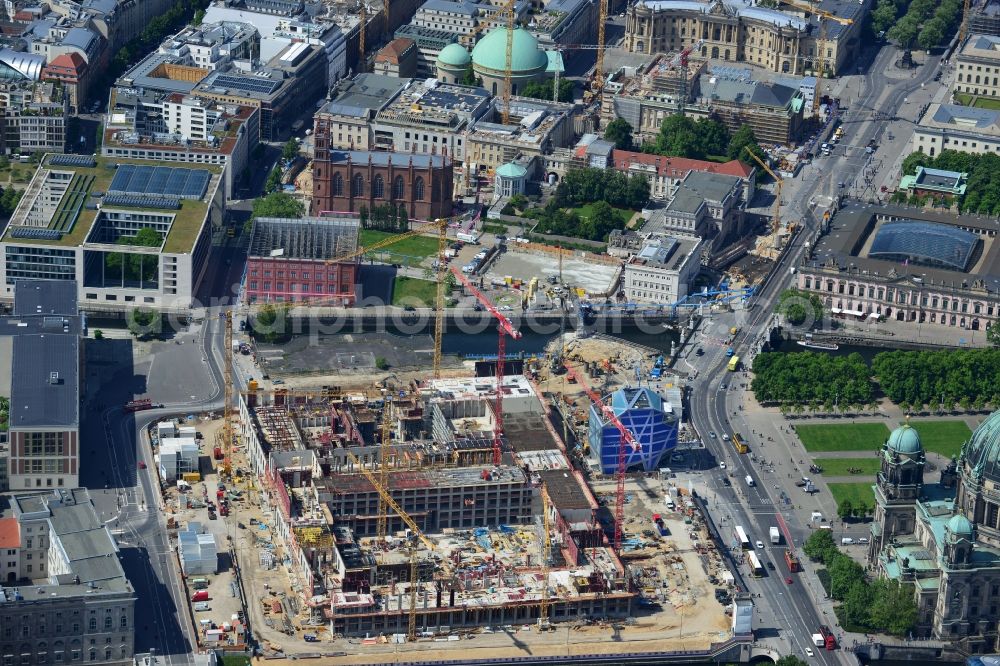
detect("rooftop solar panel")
[102,195,181,210]
[11,227,63,240]
[49,155,97,168]
[212,73,281,96]
[107,165,211,200]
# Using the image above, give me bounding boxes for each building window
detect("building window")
[332,173,343,197]
[393,176,405,200]
[373,174,384,199]
[351,174,364,197]
[414,177,425,200]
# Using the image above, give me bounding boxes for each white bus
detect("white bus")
[734,525,751,550]
[747,551,765,578]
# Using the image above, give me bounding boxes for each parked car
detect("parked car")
[303,634,318,642]
[138,461,146,469]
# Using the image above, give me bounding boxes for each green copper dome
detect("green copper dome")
[496,162,527,178]
[887,423,923,454]
[947,513,974,537]
[437,43,471,68]
[471,27,548,74]
[962,410,1000,480]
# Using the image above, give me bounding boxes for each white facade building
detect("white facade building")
[622,236,702,304]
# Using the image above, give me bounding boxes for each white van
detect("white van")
[194,602,211,612]
[841,537,854,545]
[745,475,754,487]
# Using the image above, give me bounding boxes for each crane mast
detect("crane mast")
[220,311,233,479]
[432,220,448,378]
[449,265,522,465]
[377,398,392,541]
[562,362,639,552]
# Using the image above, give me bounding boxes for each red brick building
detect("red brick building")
[311,139,453,221]
[244,216,360,305]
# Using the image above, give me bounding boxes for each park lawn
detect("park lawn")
[828,482,876,509]
[391,276,437,307]
[974,97,1000,110]
[812,457,882,477]
[360,229,440,260]
[794,423,890,452]
[906,419,972,458]
[570,202,635,225]
[955,92,973,105]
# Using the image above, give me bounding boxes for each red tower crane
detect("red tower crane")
[563,362,639,553]
[450,266,522,465]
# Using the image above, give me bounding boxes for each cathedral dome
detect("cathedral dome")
[887,423,922,455]
[962,410,1000,480]
[947,513,974,538]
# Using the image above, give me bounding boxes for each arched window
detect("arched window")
[413,177,425,200]
[393,176,405,200]
[104,616,112,630]
[88,617,97,631]
[332,173,343,197]
[351,174,364,197]
[372,174,384,199]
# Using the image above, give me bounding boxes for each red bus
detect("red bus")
[819,624,837,650]
[784,550,801,572]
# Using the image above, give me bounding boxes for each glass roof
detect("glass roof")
[869,221,978,271]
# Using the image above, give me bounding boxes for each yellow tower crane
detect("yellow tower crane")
[432,220,448,378]
[538,482,553,629]
[501,0,516,124]
[359,3,367,71]
[594,0,609,91]
[376,398,392,541]
[744,146,783,235]
[959,0,972,45]
[344,450,442,641]
[779,0,852,111]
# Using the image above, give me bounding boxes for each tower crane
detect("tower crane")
[593,0,609,92]
[562,361,639,553]
[668,39,703,114]
[501,0,516,124]
[376,398,392,541]
[959,0,972,45]
[218,311,234,479]
[344,450,440,641]
[432,221,448,378]
[778,0,852,112]
[449,265,522,466]
[743,146,783,235]
[538,482,553,628]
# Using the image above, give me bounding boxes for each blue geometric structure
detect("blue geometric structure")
[588,387,679,474]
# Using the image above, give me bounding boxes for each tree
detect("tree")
[94,329,104,340]
[777,288,824,326]
[867,579,918,635]
[871,0,898,34]
[250,192,304,221]
[375,356,389,370]
[254,304,288,343]
[917,18,946,50]
[264,166,283,194]
[0,187,24,217]
[192,8,205,24]
[888,16,919,48]
[655,114,702,158]
[803,529,837,564]
[604,118,634,150]
[837,498,854,521]
[728,125,760,161]
[829,551,866,599]
[460,62,479,86]
[519,78,574,103]
[508,193,528,211]
[127,308,160,339]
[776,657,809,666]
[989,324,1000,348]
[901,151,931,176]
[695,117,730,157]
[281,138,300,162]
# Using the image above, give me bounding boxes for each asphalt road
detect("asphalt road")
[682,42,943,664]
[84,314,229,666]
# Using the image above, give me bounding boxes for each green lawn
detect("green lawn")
[974,97,1000,110]
[955,92,973,105]
[812,457,882,477]
[828,482,876,509]
[360,229,440,259]
[794,423,890,452]
[570,203,635,225]
[906,419,973,458]
[391,276,438,307]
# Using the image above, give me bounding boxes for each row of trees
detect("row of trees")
[360,203,410,232]
[527,199,625,241]
[750,352,874,407]
[803,530,917,636]
[871,349,1000,411]
[883,0,961,49]
[519,78,575,104]
[611,116,764,163]
[553,167,650,210]
[901,150,1000,216]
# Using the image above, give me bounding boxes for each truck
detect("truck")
[770,526,781,545]
[784,549,801,572]
[124,399,154,413]
[819,624,837,649]
[812,634,825,648]
[457,231,481,244]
